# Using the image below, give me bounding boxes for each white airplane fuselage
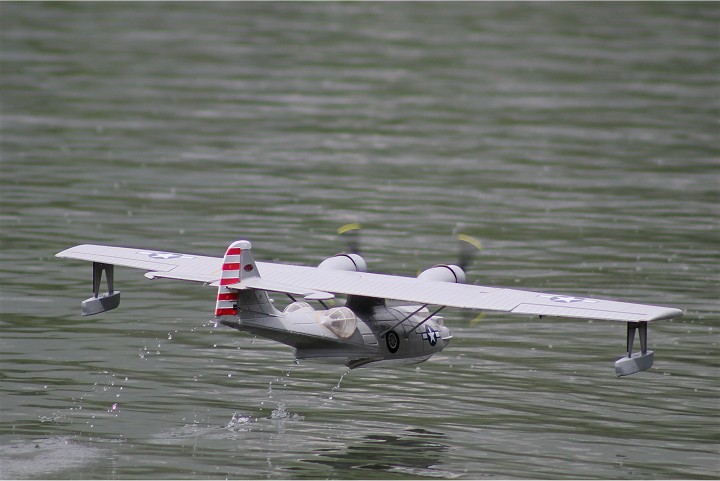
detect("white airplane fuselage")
[219,291,452,368]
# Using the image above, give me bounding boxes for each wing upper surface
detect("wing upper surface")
[56,244,223,282]
[57,244,683,323]
[249,263,682,322]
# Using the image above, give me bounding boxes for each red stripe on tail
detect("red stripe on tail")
[217,292,238,301]
[215,307,237,316]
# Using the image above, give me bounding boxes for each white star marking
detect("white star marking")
[539,294,598,304]
[421,326,440,346]
[137,251,195,260]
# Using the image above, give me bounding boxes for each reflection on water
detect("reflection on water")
[297,428,455,479]
[0,436,108,479]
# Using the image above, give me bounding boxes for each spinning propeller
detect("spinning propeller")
[456,233,483,272]
[337,223,362,255]
[335,224,485,324]
[336,223,482,279]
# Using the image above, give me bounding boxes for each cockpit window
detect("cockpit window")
[283,301,314,313]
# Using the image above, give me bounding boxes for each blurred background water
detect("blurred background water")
[1,2,718,479]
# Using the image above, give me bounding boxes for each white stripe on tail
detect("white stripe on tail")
[215,240,257,317]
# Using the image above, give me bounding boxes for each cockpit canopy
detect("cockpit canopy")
[283,302,357,339]
[318,306,357,339]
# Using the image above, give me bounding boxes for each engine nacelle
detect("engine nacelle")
[318,253,367,272]
[417,264,467,284]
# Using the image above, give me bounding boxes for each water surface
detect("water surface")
[1,2,718,479]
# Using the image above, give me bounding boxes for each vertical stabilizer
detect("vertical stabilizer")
[215,240,255,317]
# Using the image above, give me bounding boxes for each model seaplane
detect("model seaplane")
[56,226,683,376]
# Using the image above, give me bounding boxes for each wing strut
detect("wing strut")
[381,304,428,336]
[380,305,445,337]
[615,321,653,376]
[412,306,446,334]
[626,321,649,358]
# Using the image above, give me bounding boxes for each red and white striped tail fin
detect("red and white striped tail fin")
[215,240,258,317]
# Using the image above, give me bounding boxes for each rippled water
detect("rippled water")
[1,2,718,479]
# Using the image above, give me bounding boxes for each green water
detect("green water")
[1,2,718,479]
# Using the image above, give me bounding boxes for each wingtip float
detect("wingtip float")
[56,237,683,377]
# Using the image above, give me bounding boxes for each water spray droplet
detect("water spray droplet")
[328,368,351,400]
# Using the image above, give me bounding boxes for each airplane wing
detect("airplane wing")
[245,263,680,323]
[56,244,222,283]
[57,244,683,323]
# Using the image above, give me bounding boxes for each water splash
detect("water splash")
[270,402,287,419]
[225,412,251,430]
[328,368,351,400]
[270,402,303,421]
